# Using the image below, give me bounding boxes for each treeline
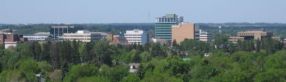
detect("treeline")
[0,35,285,82]
[0,23,154,35]
[1,23,286,37]
[198,23,286,37]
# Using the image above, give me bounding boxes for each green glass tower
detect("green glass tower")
[155,14,183,41]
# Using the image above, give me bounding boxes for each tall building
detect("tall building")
[172,23,195,44]
[124,29,147,45]
[61,30,107,42]
[155,14,183,41]
[50,25,76,39]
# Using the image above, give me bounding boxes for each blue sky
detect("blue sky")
[0,0,286,24]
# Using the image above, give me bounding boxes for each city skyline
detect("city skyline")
[1,0,286,24]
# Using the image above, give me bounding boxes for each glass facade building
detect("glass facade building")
[155,14,183,41]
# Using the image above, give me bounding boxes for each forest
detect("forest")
[0,34,285,82]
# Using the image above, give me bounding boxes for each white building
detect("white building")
[129,63,140,73]
[61,30,107,42]
[196,29,211,42]
[124,29,148,45]
[23,32,50,41]
[4,42,17,49]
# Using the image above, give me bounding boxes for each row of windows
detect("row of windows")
[155,33,171,35]
[155,24,176,27]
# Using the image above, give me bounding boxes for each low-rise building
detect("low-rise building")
[237,30,272,40]
[61,30,107,42]
[23,32,50,41]
[0,31,26,49]
[50,25,77,39]
[229,30,273,43]
[196,29,211,42]
[124,29,148,45]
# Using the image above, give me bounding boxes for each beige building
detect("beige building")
[237,30,272,40]
[229,30,273,43]
[172,23,195,43]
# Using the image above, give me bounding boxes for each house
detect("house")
[129,63,140,73]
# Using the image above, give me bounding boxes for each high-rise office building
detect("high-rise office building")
[155,14,183,41]
[172,23,195,44]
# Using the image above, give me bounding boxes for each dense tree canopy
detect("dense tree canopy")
[0,35,285,82]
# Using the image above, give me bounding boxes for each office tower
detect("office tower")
[155,14,183,41]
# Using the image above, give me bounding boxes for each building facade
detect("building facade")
[172,23,195,44]
[50,25,76,39]
[229,30,273,43]
[196,29,211,42]
[124,29,147,45]
[0,31,26,49]
[61,30,107,42]
[155,14,183,41]
[23,32,50,41]
[237,30,272,40]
